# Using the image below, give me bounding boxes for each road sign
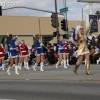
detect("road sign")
[89,15,98,33]
[60,7,68,13]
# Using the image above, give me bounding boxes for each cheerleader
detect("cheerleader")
[63,39,69,66]
[0,43,5,70]
[19,40,30,70]
[56,36,67,69]
[33,34,44,72]
[72,19,93,75]
[6,34,19,75]
[17,41,22,70]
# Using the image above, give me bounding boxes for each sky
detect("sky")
[0,0,100,21]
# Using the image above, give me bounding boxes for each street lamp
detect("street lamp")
[82,3,88,27]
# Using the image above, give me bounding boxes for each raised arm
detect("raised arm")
[12,36,18,42]
[85,19,93,36]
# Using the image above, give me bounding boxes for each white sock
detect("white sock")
[7,66,11,75]
[40,62,44,71]
[33,63,37,71]
[26,62,30,70]
[64,60,67,68]
[15,66,19,75]
[56,61,59,68]
[2,64,5,70]
[67,59,69,65]
[24,62,26,68]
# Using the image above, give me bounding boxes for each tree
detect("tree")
[95,11,100,20]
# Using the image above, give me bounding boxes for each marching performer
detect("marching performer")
[72,19,93,75]
[6,34,19,75]
[33,34,44,72]
[56,36,67,69]
[0,43,5,70]
[19,40,30,70]
[63,39,69,66]
[17,41,22,70]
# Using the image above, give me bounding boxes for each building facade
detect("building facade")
[0,16,100,51]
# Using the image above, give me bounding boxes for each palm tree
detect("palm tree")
[95,11,100,20]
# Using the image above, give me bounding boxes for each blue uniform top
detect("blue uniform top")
[57,40,65,54]
[57,40,65,49]
[34,40,42,49]
[9,36,18,50]
[34,40,43,55]
[8,36,18,58]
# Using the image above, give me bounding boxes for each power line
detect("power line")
[2,6,63,15]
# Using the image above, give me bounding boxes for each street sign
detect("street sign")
[60,7,68,13]
[89,15,98,33]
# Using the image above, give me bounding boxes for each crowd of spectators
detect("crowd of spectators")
[28,34,100,66]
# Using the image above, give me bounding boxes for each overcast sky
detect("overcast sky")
[0,0,100,20]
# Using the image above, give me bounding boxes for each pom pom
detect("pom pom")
[7,33,9,36]
[33,34,36,37]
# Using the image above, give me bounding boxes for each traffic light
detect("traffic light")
[63,34,69,39]
[61,19,66,31]
[0,6,2,16]
[53,31,57,37]
[51,13,56,28]
[53,31,60,37]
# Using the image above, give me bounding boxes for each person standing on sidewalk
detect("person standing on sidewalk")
[72,20,93,75]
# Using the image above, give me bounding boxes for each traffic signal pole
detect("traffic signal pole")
[63,0,68,40]
[54,0,59,42]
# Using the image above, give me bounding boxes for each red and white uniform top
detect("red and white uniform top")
[18,45,21,56]
[64,41,69,54]
[20,43,29,57]
[0,46,5,59]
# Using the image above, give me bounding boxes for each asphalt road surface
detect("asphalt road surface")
[0,64,100,100]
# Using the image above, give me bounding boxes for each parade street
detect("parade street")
[0,64,100,100]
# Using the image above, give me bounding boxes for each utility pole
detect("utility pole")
[54,0,59,42]
[63,0,68,40]
[82,3,88,27]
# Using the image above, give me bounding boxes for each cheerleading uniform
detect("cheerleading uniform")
[8,36,18,58]
[20,43,29,57]
[18,45,21,57]
[34,40,44,56]
[64,42,69,54]
[57,40,65,54]
[0,46,5,70]
[72,29,90,56]
[76,34,90,56]
[0,47,4,59]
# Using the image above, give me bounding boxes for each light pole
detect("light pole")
[63,0,68,40]
[82,3,88,27]
[54,0,59,42]
[76,16,77,27]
